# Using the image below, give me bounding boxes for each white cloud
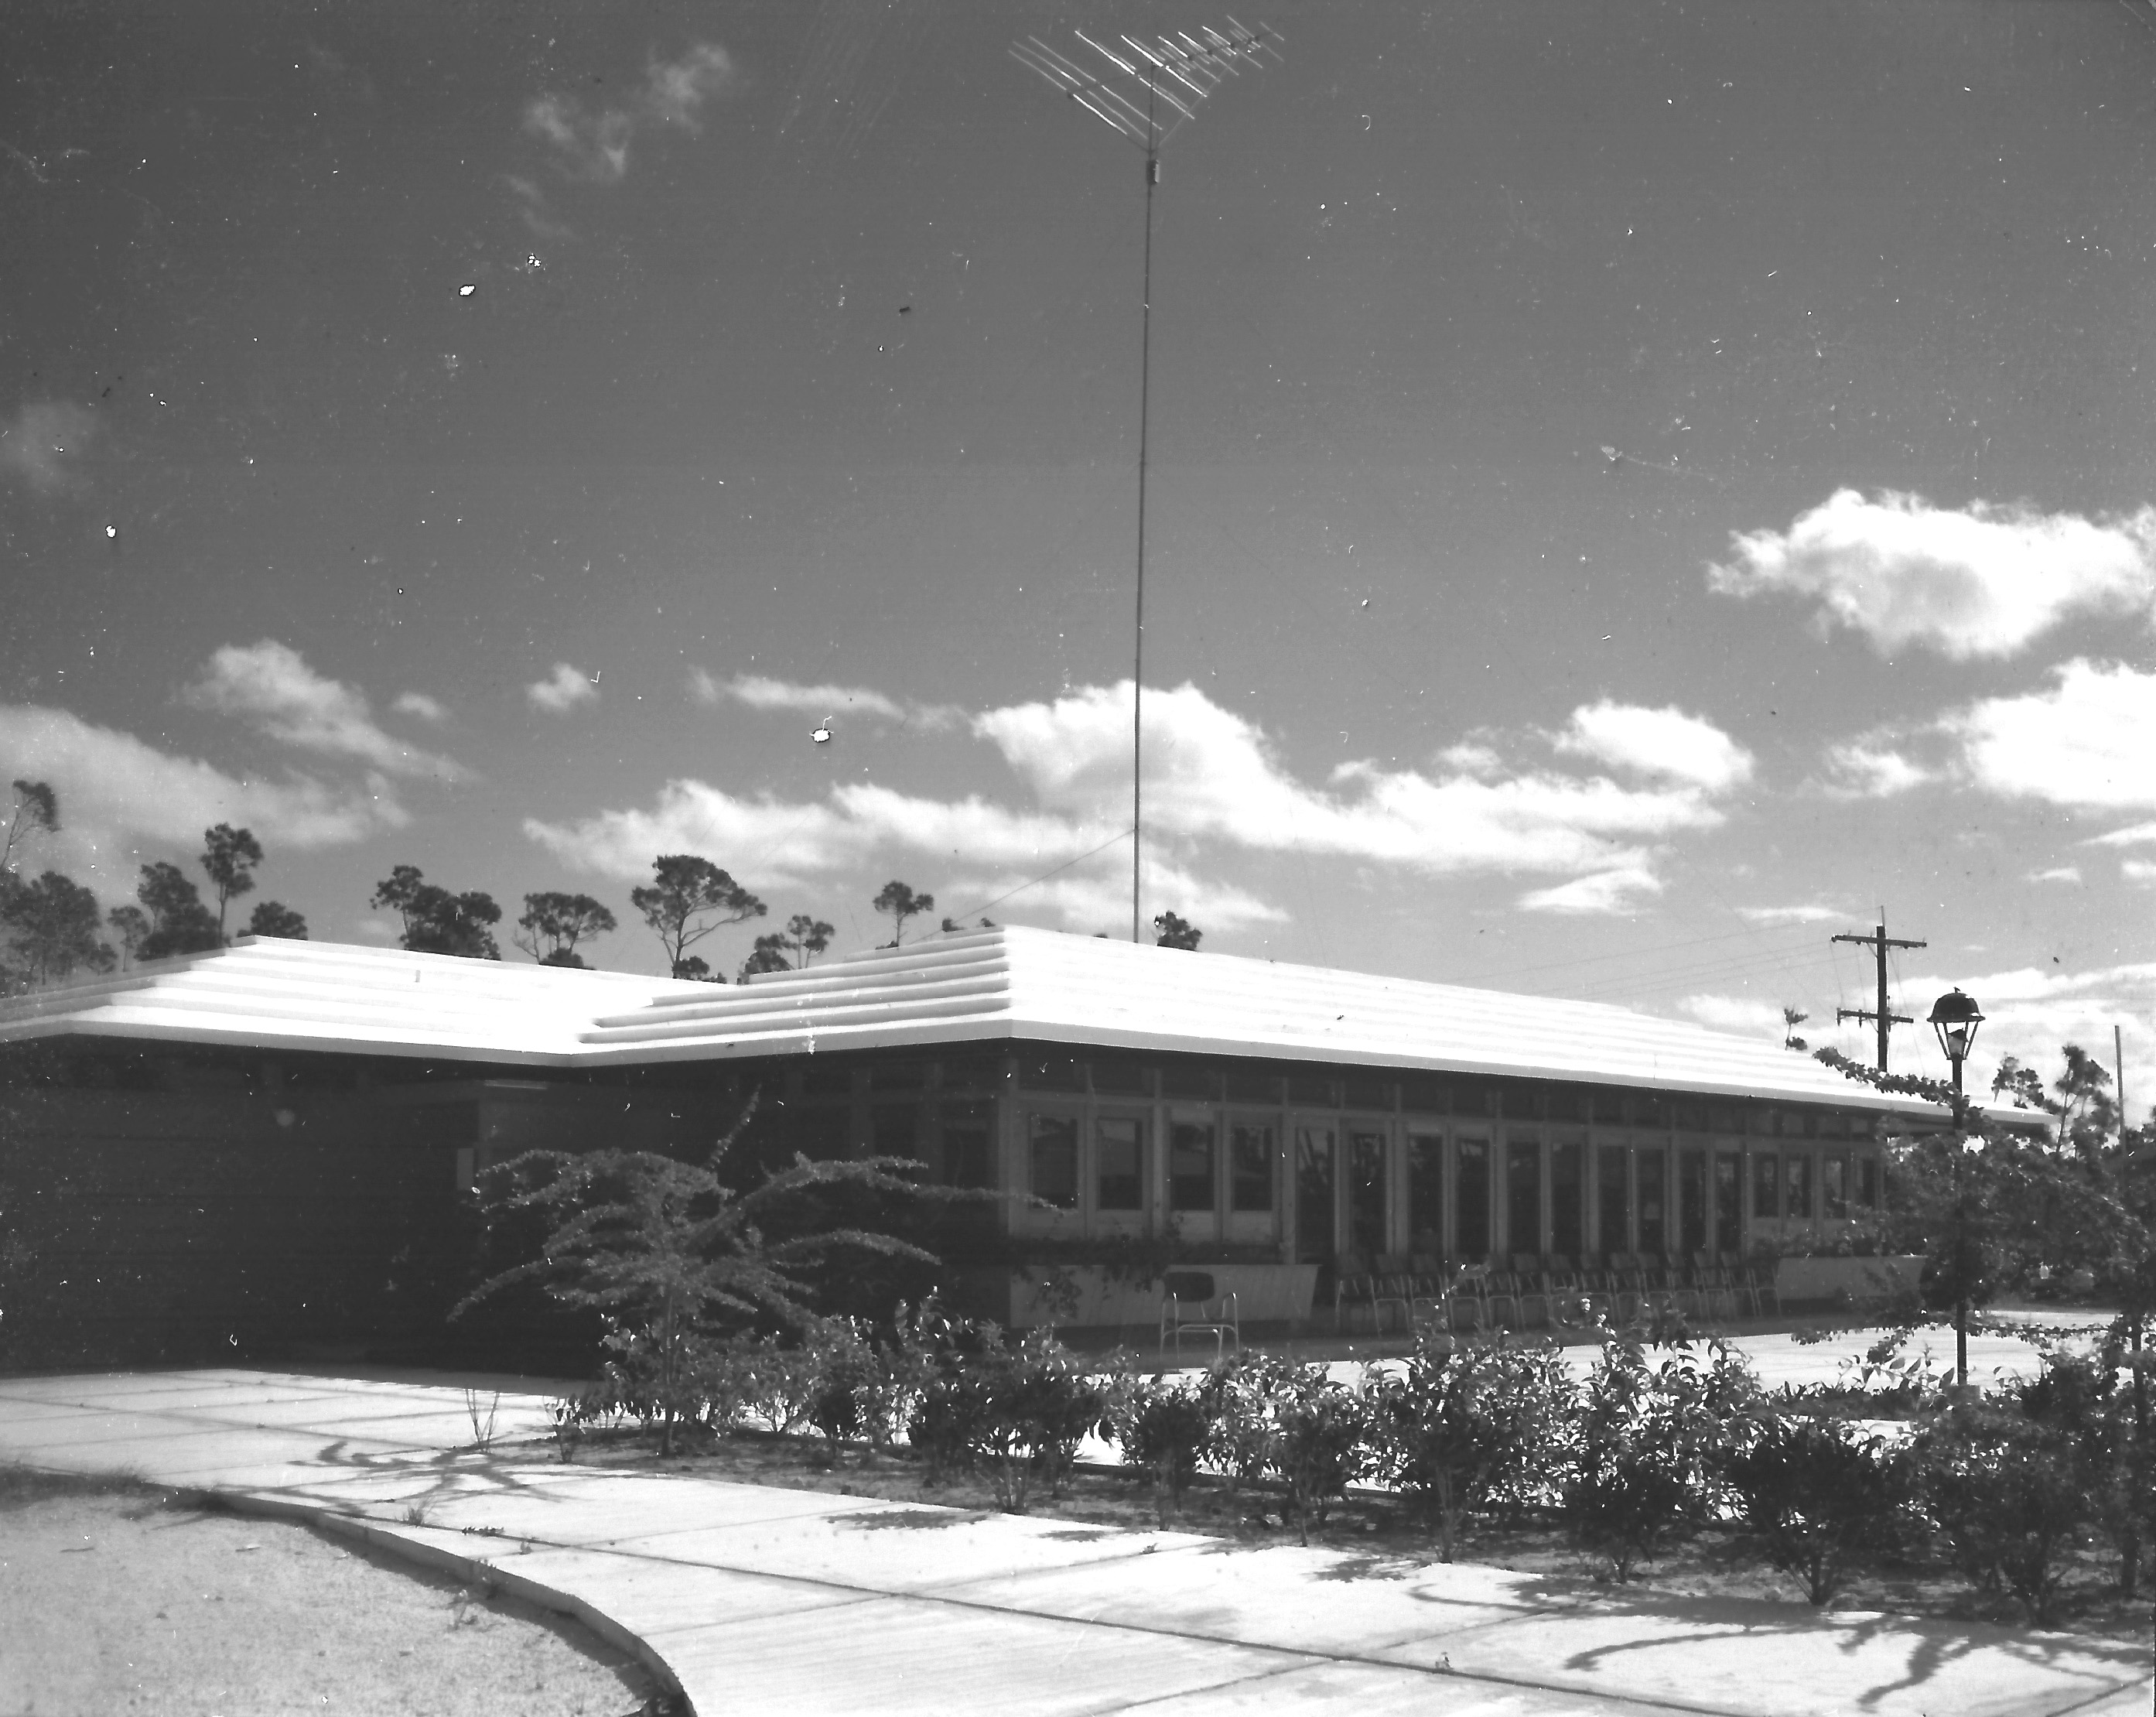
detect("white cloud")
[2127,860,2156,888]
[528,662,599,714]
[1710,489,2156,659]
[1947,659,2156,809]
[1737,903,1843,925]
[1675,994,1786,1037]
[1554,700,1752,791]
[186,640,464,780]
[524,43,733,183]
[2086,819,2156,848]
[695,671,962,730]
[1888,959,2156,1116]
[2028,866,2083,885]
[1517,865,1665,916]
[0,703,405,894]
[979,682,1731,877]
[530,680,1753,929]
[393,691,447,723]
[0,400,97,495]
[1820,740,1933,799]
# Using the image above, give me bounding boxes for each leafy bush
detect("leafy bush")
[1565,1337,1760,1582]
[1261,1364,1373,1545]
[902,1301,1106,1511]
[1368,1332,1580,1561]
[1104,1373,1212,1525]
[1194,1353,1284,1495]
[1722,1412,1912,1604]
[1912,1397,2093,1626]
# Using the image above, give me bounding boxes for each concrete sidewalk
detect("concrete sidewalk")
[2,1368,2149,1716]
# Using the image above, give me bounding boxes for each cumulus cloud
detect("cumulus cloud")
[2127,860,2156,888]
[392,691,447,723]
[524,42,733,183]
[529,680,1755,930]
[1710,489,2156,659]
[978,682,1731,876]
[1884,959,2156,1108]
[1946,659,2156,809]
[2028,866,2082,884]
[1675,994,1786,1037]
[1517,865,1665,916]
[528,662,599,714]
[695,671,962,730]
[1820,740,1934,799]
[2084,819,2156,849]
[186,641,464,780]
[1554,700,1752,791]
[0,400,97,495]
[1736,904,1843,925]
[0,703,405,893]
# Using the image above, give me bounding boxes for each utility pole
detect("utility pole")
[1831,912,1926,1072]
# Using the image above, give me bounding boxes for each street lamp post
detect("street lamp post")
[1929,987,1984,1388]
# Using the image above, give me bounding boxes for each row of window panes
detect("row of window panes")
[1028,1111,1276,1213]
[1012,1059,1878,1137]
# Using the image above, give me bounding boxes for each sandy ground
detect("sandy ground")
[0,1471,661,1717]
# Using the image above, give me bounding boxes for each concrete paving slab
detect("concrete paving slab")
[1374,1594,2152,1717]
[654,1592,1293,1717]
[597,1503,1210,1593]
[939,1540,1539,1656]
[1135,1658,1686,1715]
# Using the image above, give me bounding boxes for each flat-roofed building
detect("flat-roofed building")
[0,926,1945,1366]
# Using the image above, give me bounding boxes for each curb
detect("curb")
[171,1481,693,1716]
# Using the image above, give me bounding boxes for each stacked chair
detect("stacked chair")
[1332,1253,1410,1335]
[1689,1250,1742,1322]
[1728,1250,1782,1319]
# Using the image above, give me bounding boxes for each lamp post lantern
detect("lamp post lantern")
[1928,987,1985,1387]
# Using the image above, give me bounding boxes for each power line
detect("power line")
[1831,910,1926,1071]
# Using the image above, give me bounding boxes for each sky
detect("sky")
[5,0,2156,1110]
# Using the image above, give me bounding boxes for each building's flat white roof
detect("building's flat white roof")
[0,926,1932,1117]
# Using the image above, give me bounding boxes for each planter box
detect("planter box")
[1774,1255,1925,1310]
[1008,1263,1319,1330]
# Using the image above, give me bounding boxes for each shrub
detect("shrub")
[902,1302,1107,1512]
[1565,1336,1760,1582]
[1368,1332,1580,1561]
[1262,1364,1373,1545]
[1105,1374,1212,1526]
[1723,1412,1911,1605]
[1194,1353,1284,1495]
[1912,1398,2093,1626]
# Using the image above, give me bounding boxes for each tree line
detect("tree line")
[2,778,309,993]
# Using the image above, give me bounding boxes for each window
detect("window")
[1506,1141,1541,1257]
[1348,1125,1387,1255]
[1225,1066,1280,1103]
[1714,1152,1741,1254]
[1091,1057,1150,1096]
[1679,1149,1707,1254]
[1857,1157,1879,1208]
[1230,1120,1276,1211]
[1455,1135,1490,1257]
[1785,1154,1813,1221]
[794,1107,852,1160]
[1294,1123,1335,1261]
[1592,1088,1626,1126]
[1342,1075,1391,1112]
[1550,1140,1583,1259]
[1407,1130,1444,1251]
[1637,1148,1666,1256]
[1170,1113,1217,1211]
[873,1104,918,1162]
[1095,1114,1143,1211]
[1399,1076,1449,1114]
[801,1062,854,1097]
[1499,1084,1539,1121]
[1020,1054,1085,1092]
[1753,1152,1780,1220]
[1160,1062,1220,1100]
[870,1061,925,1092]
[1823,1154,1847,1219]
[941,1103,995,1189]
[1287,1072,1336,1106]
[1596,1144,1628,1255]
[1028,1112,1079,1209]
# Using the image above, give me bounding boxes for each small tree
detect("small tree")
[135,861,223,960]
[1153,911,1202,951]
[1723,1412,1909,1605]
[199,823,263,938]
[2,779,59,879]
[371,864,501,959]
[740,913,834,980]
[871,880,931,946]
[106,904,150,968]
[632,855,765,980]
[454,1096,943,1456]
[1994,1048,2120,1165]
[246,901,308,940]
[1782,1007,1809,1052]
[0,871,114,987]
[514,891,617,967]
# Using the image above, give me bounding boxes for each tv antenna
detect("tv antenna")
[1013,17,1283,942]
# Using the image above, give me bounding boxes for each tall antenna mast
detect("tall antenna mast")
[1013,18,1283,942]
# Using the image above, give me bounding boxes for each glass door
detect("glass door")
[1345,1123,1388,1260]
[1293,1121,1337,1263]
